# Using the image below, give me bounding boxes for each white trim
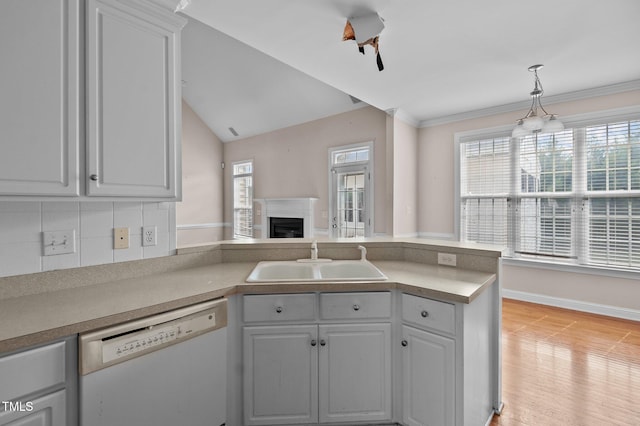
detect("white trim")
[176,222,229,230]
[417,232,455,240]
[420,79,640,128]
[503,289,640,322]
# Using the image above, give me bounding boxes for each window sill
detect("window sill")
[501,256,640,280]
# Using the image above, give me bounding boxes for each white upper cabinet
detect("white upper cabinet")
[86,0,184,198]
[0,0,185,199]
[0,0,80,196]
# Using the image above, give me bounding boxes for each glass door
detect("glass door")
[331,165,370,237]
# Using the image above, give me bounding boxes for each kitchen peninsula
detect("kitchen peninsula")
[0,239,504,426]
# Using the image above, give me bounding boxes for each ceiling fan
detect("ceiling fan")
[342,12,385,71]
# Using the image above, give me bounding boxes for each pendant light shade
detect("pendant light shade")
[512,65,563,137]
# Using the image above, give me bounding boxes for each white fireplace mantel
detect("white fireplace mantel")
[255,198,318,238]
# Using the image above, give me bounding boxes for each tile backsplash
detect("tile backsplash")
[0,201,176,278]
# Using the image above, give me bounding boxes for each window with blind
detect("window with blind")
[458,116,640,270]
[233,161,253,238]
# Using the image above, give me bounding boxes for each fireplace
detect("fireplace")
[270,217,304,238]
[255,197,317,238]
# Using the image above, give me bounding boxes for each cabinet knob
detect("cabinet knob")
[421,310,429,318]
[320,339,326,347]
[275,306,283,313]
[353,304,360,311]
[401,340,408,347]
[311,339,317,347]
[89,174,98,181]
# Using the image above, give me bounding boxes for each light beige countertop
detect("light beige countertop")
[0,259,496,353]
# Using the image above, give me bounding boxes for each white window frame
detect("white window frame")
[232,160,253,238]
[328,142,374,238]
[455,105,640,277]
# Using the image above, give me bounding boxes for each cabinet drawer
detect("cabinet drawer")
[244,293,317,322]
[0,341,66,401]
[320,292,391,320]
[402,293,455,335]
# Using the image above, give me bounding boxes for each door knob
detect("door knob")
[90,174,98,181]
[320,339,326,347]
[275,306,283,313]
[401,340,408,347]
[311,339,317,347]
[353,304,360,311]
[421,310,429,318]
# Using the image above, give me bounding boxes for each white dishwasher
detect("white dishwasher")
[79,299,227,426]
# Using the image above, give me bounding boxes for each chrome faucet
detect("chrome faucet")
[357,245,367,261]
[311,240,318,261]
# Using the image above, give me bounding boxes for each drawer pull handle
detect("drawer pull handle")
[353,304,360,311]
[320,339,326,347]
[311,339,317,347]
[401,340,408,347]
[275,306,283,313]
[421,310,429,318]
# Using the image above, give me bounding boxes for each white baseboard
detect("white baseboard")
[503,289,640,321]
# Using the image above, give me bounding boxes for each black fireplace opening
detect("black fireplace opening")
[270,217,304,238]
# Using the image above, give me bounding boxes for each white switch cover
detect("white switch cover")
[142,226,157,246]
[43,230,76,256]
[114,227,129,249]
[438,252,457,267]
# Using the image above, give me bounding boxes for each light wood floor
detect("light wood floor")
[490,299,640,426]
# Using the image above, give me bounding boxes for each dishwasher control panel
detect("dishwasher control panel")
[103,324,179,363]
[79,299,227,375]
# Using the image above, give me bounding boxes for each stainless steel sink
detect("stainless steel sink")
[246,260,387,282]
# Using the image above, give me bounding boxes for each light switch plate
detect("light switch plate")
[43,230,76,256]
[114,227,129,249]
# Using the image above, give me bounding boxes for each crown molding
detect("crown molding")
[419,79,640,128]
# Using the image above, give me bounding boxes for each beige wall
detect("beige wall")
[177,100,224,246]
[417,89,640,314]
[223,106,388,238]
[391,116,418,236]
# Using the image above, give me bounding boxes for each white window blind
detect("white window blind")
[516,130,575,258]
[233,161,253,238]
[585,120,640,267]
[458,116,640,271]
[459,137,510,246]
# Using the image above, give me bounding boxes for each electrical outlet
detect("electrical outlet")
[142,226,157,247]
[114,227,129,249]
[438,252,457,267]
[43,230,76,256]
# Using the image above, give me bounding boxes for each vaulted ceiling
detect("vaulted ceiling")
[181,0,640,142]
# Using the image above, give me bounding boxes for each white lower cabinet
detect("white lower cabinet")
[0,390,66,426]
[0,337,77,426]
[242,292,392,425]
[243,325,318,425]
[243,323,391,425]
[319,323,391,424]
[401,325,455,426]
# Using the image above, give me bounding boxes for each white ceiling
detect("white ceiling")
[181,0,640,142]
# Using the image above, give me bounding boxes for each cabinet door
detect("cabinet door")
[86,0,184,198]
[402,325,455,426]
[0,0,80,196]
[0,389,66,426]
[318,323,391,423]
[243,325,318,425]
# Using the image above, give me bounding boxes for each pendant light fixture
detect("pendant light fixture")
[512,64,564,138]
